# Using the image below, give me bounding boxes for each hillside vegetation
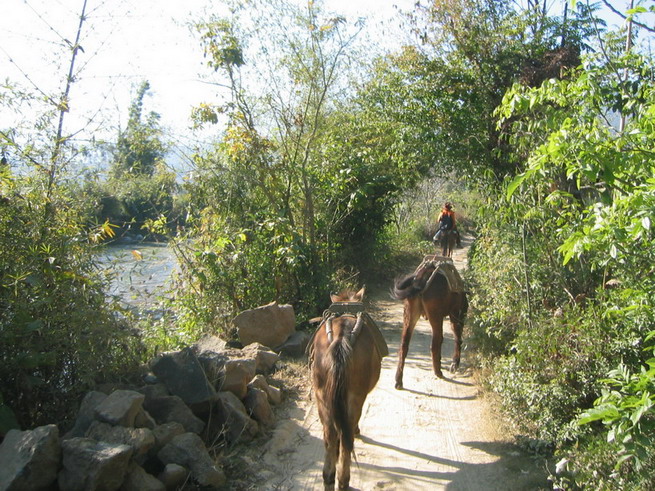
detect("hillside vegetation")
[2,1,654,487]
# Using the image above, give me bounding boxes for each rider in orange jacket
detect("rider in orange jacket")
[433,202,462,247]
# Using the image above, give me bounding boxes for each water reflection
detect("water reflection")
[97,243,177,309]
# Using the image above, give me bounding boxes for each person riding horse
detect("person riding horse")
[433,202,461,247]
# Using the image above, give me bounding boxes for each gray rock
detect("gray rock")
[193,334,228,355]
[233,301,296,348]
[242,342,280,373]
[121,463,165,491]
[248,374,282,405]
[86,421,155,464]
[150,348,216,406]
[142,395,205,435]
[95,390,146,427]
[275,330,310,357]
[58,437,133,491]
[158,463,189,490]
[151,422,185,454]
[64,391,108,439]
[157,433,226,488]
[216,391,259,442]
[0,424,60,491]
[243,387,274,427]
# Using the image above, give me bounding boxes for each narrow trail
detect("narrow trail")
[249,241,549,490]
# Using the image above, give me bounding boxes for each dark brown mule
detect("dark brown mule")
[310,288,384,490]
[439,230,457,257]
[392,260,468,389]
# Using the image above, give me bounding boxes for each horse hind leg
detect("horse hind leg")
[337,437,352,490]
[449,298,467,373]
[449,317,463,373]
[395,297,421,390]
[322,422,339,487]
[425,305,445,378]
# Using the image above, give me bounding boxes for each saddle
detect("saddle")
[306,301,389,364]
[414,255,466,293]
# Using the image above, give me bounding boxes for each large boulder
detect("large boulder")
[0,424,60,490]
[157,433,226,488]
[150,348,217,407]
[58,437,133,491]
[233,302,295,348]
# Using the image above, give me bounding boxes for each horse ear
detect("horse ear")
[355,287,366,302]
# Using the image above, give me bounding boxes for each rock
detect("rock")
[242,342,280,373]
[141,395,205,435]
[0,424,60,491]
[95,390,146,427]
[150,348,216,406]
[233,301,295,348]
[194,350,230,389]
[248,374,282,405]
[193,334,228,354]
[121,463,165,491]
[216,392,259,443]
[157,433,226,488]
[64,391,108,439]
[151,422,185,454]
[134,408,157,430]
[138,383,170,399]
[243,387,274,427]
[58,437,133,491]
[158,463,189,490]
[274,330,310,357]
[220,358,257,399]
[86,421,155,464]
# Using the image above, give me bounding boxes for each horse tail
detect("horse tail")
[392,268,434,300]
[323,330,354,453]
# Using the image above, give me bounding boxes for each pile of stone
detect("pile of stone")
[0,301,311,490]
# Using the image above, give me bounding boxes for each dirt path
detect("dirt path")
[246,242,549,490]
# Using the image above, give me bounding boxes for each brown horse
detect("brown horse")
[439,230,457,257]
[310,288,385,490]
[392,259,468,389]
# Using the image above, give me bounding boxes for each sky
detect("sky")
[0,0,416,154]
[0,0,641,168]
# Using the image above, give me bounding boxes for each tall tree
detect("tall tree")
[110,81,166,178]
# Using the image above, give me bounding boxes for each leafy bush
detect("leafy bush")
[0,169,146,430]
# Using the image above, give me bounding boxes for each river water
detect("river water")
[97,243,177,309]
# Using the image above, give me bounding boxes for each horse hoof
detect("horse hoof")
[394,381,403,390]
[450,362,459,373]
[435,371,444,379]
